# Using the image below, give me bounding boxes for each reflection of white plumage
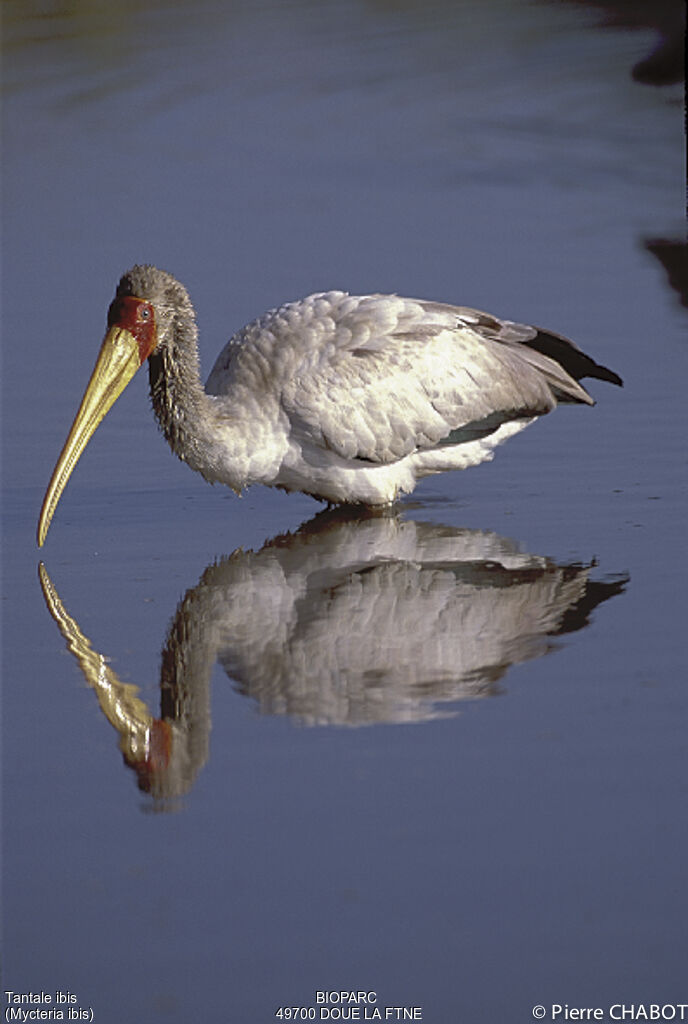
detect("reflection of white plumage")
[166,514,625,726]
[38,514,627,802]
[38,266,622,544]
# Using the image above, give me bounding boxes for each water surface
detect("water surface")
[2,1,686,1021]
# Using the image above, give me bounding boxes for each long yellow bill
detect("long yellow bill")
[37,326,143,547]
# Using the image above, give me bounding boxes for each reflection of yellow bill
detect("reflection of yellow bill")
[38,561,152,763]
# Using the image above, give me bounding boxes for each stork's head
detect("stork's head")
[36,265,185,546]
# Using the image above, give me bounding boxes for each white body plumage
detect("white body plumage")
[197,290,605,504]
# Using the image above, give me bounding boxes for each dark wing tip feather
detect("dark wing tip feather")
[589,362,623,388]
[524,328,623,388]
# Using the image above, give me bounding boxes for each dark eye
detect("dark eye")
[139,305,151,320]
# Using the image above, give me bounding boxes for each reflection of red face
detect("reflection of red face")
[130,719,172,794]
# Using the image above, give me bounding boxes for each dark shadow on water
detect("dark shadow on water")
[553,0,685,84]
[38,509,628,810]
[644,238,688,310]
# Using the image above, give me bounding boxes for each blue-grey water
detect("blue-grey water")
[2,1,686,1021]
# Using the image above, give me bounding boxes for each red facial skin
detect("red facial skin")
[107,296,158,362]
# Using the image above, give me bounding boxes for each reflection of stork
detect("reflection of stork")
[38,512,628,806]
[37,265,621,544]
